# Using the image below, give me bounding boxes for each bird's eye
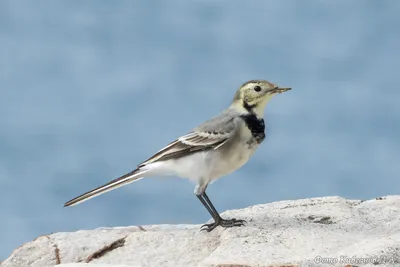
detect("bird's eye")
[254,85,261,92]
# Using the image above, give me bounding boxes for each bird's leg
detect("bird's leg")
[202,192,247,229]
[197,192,246,232]
[196,194,220,221]
[196,193,221,232]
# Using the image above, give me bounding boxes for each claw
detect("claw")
[220,218,247,228]
[200,222,219,232]
[225,219,246,225]
[200,218,247,232]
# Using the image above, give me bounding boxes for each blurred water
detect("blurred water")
[1,0,399,260]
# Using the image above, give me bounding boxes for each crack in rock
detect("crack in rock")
[307,215,335,224]
[54,243,61,264]
[137,225,147,231]
[85,236,126,263]
[44,235,61,265]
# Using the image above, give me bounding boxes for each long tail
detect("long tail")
[64,168,148,207]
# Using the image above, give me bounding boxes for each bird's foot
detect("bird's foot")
[201,218,246,232]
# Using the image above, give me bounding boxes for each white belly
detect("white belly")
[160,126,260,183]
[143,124,261,190]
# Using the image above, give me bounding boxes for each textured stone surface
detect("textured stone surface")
[2,196,400,267]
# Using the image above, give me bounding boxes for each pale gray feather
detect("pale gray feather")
[138,108,241,167]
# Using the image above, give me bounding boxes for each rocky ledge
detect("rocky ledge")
[2,196,400,267]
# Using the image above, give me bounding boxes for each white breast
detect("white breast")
[206,123,260,181]
[147,124,261,185]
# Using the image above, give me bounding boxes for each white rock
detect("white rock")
[2,196,400,267]
[57,264,133,267]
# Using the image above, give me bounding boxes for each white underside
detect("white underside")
[141,123,260,194]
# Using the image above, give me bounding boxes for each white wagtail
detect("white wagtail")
[65,80,291,231]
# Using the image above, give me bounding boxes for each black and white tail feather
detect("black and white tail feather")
[64,113,235,207]
[63,169,147,206]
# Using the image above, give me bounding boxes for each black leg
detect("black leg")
[197,192,246,232]
[202,192,222,220]
[196,194,219,221]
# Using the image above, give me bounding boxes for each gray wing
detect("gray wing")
[138,109,240,167]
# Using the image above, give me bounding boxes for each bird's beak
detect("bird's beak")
[270,87,291,94]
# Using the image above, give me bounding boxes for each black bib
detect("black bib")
[240,114,265,144]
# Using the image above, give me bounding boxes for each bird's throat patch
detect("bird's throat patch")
[240,114,265,144]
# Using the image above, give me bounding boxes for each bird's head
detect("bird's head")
[231,80,291,117]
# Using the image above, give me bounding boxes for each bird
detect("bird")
[64,80,291,232]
